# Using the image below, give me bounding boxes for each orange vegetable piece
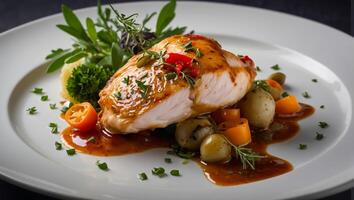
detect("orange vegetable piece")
[223,118,251,146]
[211,109,240,124]
[275,95,302,114]
[64,102,98,132]
[266,79,283,90]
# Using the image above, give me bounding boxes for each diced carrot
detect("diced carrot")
[275,95,302,114]
[223,118,251,146]
[211,108,240,124]
[266,79,283,90]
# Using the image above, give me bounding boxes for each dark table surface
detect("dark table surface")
[0,0,353,199]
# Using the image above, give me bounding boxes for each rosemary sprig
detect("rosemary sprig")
[234,145,264,170]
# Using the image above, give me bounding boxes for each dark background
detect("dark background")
[0,0,353,199]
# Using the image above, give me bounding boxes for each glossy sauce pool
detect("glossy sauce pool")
[61,103,314,186]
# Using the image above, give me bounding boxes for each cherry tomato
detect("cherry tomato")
[64,102,98,132]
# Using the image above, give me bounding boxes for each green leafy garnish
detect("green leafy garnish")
[66,148,76,156]
[114,92,122,100]
[61,101,73,113]
[253,80,271,93]
[299,144,307,150]
[270,64,280,70]
[151,167,166,177]
[41,95,49,101]
[49,123,58,134]
[316,132,324,140]
[164,158,172,163]
[49,103,57,110]
[181,71,195,88]
[182,41,203,58]
[302,91,311,99]
[169,144,196,159]
[32,87,44,94]
[138,172,148,181]
[155,0,176,36]
[282,92,289,97]
[87,136,96,143]
[234,146,264,170]
[170,169,180,176]
[318,121,329,128]
[96,160,109,171]
[55,141,62,150]
[26,107,37,115]
[320,105,325,109]
[312,79,318,83]
[123,76,130,85]
[165,72,177,80]
[135,80,149,98]
[256,66,262,72]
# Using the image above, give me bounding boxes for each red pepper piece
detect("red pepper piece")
[165,53,193,66]
[190,67,200,77]
[241,55,253,63]
[175,63,183,74]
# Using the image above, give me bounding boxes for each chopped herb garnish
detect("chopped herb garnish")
[164,158,172,163]
[49,103,57,110]
[96,160,109,171]
[234,146,264,170]
[49,123,58,134]
[253,80,271,93]
[165,72,177,80]
[87,136,96,143]
[320,105,325,109]
[151,167,166,177]
[135,80,149,98]
[123,76,130,85]
[195,48,203,58]
[26,107,37,115]
[66,148,76,156]
[32,87,44,94]
[181,71,195,87]
[138,172,148,181]
[312,79,318,83]
[55,141,62,150]
[114,92,122,100]
[302,91,311,99]
[299,144,307,150]
[170,169,180,176]
[316,132,324,140]
[282,92,289,97]
[169,144,196,159]
[318,121,329,128]
[256,66,262,72]
[270,64,280,70]
[41,95,49,101]
[61,102,73,113]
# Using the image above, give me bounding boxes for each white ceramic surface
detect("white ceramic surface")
[0,2,354,200]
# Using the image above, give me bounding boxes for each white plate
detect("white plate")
[1,1,354,200]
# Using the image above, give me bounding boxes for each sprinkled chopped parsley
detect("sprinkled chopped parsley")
[181,71,195,88]
[253,80,271,93]
[282,92,289,97]
[138,172,148,181]
[270,64,280,71]
[256,66,262,72]
[170,169,180,176]
[96,160,109,171]
[195,48,203,58]
[299,144,307,150]
[55,141,62,150]
[114,92,122,100]
[41,95,49,101]
[318,121,329,128]
[49,123,58,134]
[66,148,76,156]
[165,72,177,80]
[136,80,149,98]
[302,91,311,99]
[61,102,73,113]
[182,41,203,58]
[320,105,325,109]
[164,158,172,163]
[26,107,37,115]
[49,103,57,110]
[316,132,324,140]
[32,87,44,94]
[312,79,318,83]
[151,167,166,177]
[123,76,130,85]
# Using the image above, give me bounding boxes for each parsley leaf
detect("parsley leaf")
[170,169,180,176]
[318,121,329,128]
[32,88,44,94]
[55,141,62,150]
[138,172,148,181]
[49,123,59,134]
[26,107,37,115]
[96,160,109,171]
[66,149,76,156]
[270,64,280,70]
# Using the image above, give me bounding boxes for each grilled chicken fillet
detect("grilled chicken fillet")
[98,35,256,134]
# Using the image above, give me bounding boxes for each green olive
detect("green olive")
[200,134,232,163]
[239,88,275,129]
[175,118,214,150]
[268,72,286,85]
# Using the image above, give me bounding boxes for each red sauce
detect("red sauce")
[61,103,314,186]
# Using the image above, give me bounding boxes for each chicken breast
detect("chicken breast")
[98,34,256,134]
